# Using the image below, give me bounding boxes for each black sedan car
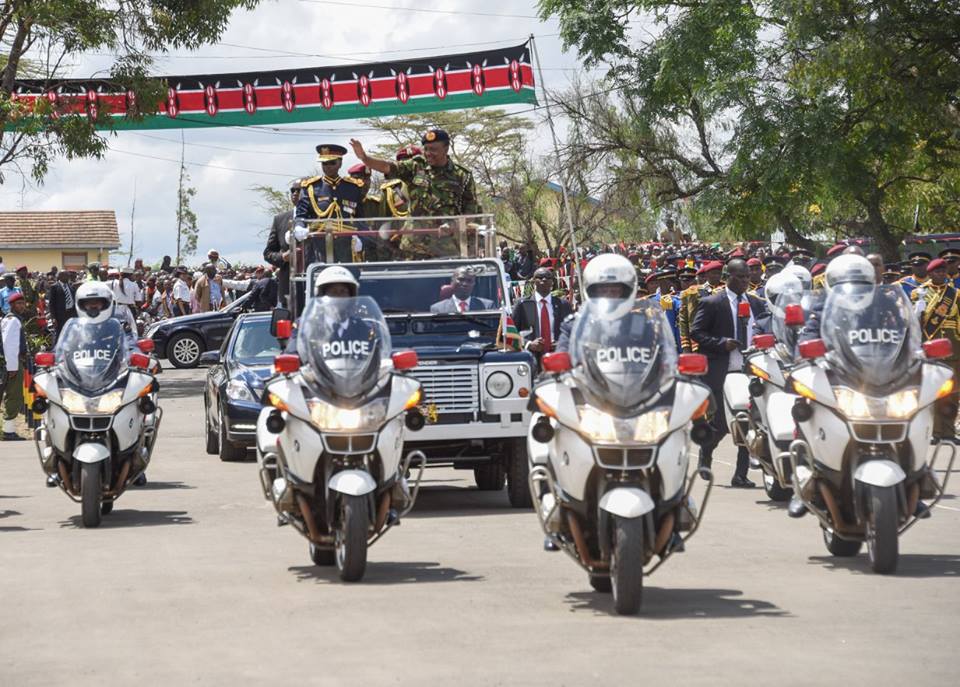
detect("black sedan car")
[146,292,255,368]
[202,313,279,461]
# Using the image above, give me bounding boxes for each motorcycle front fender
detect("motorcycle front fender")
[73,442,110,464]
[598,487,655,519]
[328,469,377,496]
[854,460,906,488]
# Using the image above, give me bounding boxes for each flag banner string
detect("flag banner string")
[7,41,536,131]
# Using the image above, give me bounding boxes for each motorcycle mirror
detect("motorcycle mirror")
[753,334,775,350]
[798,338,826,359]
[34,352,54,368]
[678,353,708,376]
[542,352,572,374]
[129,353,151,369]
[923,338,953,360]
[391,350,418,371]
[275,319,292,340]
[273,354,301,374]
[137,339,155,353]
[784,303,805,327]
[737,301,751,318]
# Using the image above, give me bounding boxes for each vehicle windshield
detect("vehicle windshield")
[296,296,391,400]
[232,318,281,366]
[821,283,920,390]
[329,261,505,314]
[770,282,806,364]
[570,298,678,412]
[55,318,127,393]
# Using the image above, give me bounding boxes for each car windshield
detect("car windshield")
[570,298,679,412]
[821,283,920,390]
[55,318,127,393]
[232,318,281,366]
[328,261,504,314]
[296,296,391,400]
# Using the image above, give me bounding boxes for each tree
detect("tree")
[175,136,198,263]
[1,0,260,184]
[539,0,960,257]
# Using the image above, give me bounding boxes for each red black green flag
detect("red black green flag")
[7,41,537,131]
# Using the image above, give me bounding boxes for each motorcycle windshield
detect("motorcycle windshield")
[821,284,920,389]
[55,318,126,394]
[296,296,391,400]
[570,298,678,412]
[771,282,806,363]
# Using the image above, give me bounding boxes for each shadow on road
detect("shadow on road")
[808,553,960,577]
[59,509,194,528]
[0,509,21,519]
[405,485,517,519]
[135,481,196,491]
[289,560,483,585]
[0,526,41,532]
[564,587,789,619]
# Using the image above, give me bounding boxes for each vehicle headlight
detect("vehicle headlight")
[576,406,670,444]
[633,409,670,443]
[307,397,388,431]
[145,324,162,339]
[886,389,919,419]
[95,390,124,414]
[834,387,872,419]
[834,387,918,420]
[60,388,123,415]
[226,379,257,403]
[61,389,88,414]
[485,371,513,398]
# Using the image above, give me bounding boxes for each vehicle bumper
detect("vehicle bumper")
[224,400,262,444]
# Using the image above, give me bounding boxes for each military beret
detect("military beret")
[396,145,422,160]
[697,260,724,275]
[421,128,450,144]
[6,292,23,304]
[729,248,745,258]
[15,265,28,272]
[347,163,368,176]
[746,257,762,267]
[938,248,960,260]
[811,262,826,276]
[826,243,846,257]
[644,272,658,285]
[315,143,348,161]
[927,258,947,273]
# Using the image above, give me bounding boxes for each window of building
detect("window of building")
[62,252,88,271]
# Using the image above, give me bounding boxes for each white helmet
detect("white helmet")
[314,265,359,297]
[784,264,813,291]
[764,271,803,310]
[75,281,114,324]
[825,254,876,290]
[583,254,637,300]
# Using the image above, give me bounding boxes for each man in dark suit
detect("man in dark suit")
[691,258,768,488]
[430,267,493,313]
[263,178,302,308]
[511,267,573,356]
[47,270,77,342]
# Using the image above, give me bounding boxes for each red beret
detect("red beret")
[395,145,422,161]
[729,248,745,258]
[644,272,657,284]
[6,292,23,304]
[538,257,552,267]
[16,265,28,272]
[746,257,762,267]
[347,163,368,176]
[827,244,846,257]
[811,263,826,276]
[927,258,947,273]
[697,260,723,275]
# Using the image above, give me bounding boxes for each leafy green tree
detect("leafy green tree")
[540,0,960,257]
[1,0,260,184]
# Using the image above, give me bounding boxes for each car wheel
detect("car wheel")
[474,462,505,491]
[167,332,203,369]
[218,408,247,462]
[205,398,219,455]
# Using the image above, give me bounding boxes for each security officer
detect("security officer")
[0,292,27,440]
[937,248,960,289]
[646,266,682,349]
[349,129,482,258]
[678,260,723,353]
[897,251,930,298]
[0,272,20,315]
[295,143,366,264]
[747,257,764,297]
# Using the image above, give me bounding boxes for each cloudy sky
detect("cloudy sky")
[4,0,609,266]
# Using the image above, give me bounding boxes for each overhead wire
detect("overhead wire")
[294,0,541,20]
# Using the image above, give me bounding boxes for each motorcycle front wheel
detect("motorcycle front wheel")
[610,515,644,615]
[335,494,369,582]
[80,462,103,528]
[866,485,899,574]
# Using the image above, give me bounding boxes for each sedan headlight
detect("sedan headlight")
[576,406,670,444]
[834,387,919,420]
[226,379,257,403]
[308,397,388,431]
[485,371,513,398]
[60,388,124,415]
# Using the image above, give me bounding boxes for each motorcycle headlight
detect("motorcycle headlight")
[886,389,919,419]
[307,397,388,431]
[226,379,257,403]
[834,387,918,420]
[95,390,124,414]
[633,409,670,443]
[61,389,88,414]
[60,388,123,415]
[576,406,670,444]
[834,387,872,419]
[485,371,513,398]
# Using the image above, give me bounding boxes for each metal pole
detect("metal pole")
[530,34,584,297]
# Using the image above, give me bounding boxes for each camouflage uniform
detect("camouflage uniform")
[393,155,481,258]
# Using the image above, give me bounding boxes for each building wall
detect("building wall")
[0,248,111,273]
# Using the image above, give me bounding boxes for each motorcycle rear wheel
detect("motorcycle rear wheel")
[762,473,792,502]
[610,515,644,615]
[866,485,899,574]
[80,462,103,528]
[336,494,368,582]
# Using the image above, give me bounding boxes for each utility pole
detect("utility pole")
[127,178,137,266]
[176,132,185,263]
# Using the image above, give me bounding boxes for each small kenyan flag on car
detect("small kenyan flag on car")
[497,311,523,351]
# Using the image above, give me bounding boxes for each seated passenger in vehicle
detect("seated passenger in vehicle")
[429,267,493,313]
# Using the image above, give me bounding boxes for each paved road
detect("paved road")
[2,366,959,685]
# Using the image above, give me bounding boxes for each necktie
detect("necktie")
[63,283,74,309]
[459,300,467,313]
[736,295,748,350]
[539,299,552,351]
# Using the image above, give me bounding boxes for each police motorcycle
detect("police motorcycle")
[742,272,808,501]
[788,255,956,573]
[255,286,425,583]
[31,282,161,528]
[527,256,714,615]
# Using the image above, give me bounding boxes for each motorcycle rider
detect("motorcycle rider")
[555,254,637,354]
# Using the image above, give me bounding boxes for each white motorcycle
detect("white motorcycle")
[527,299,714,615]
[255,296,426,582]
[32,318,162,528]
[788,283,956,573]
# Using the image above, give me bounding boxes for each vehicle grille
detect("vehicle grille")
[409,365,479,414]
[70,416,112,432]
[851,423,907,443]
[595,447,656,470]
[322,434,377,455]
